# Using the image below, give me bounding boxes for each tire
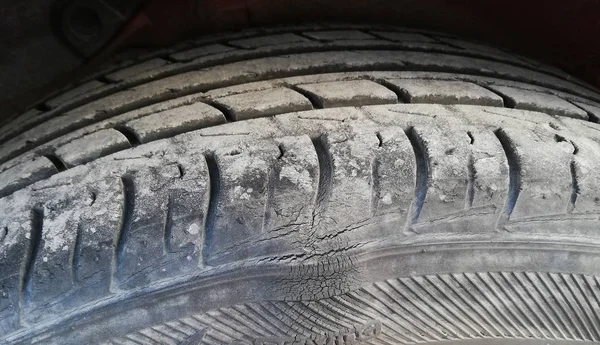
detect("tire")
[2,24,600,345]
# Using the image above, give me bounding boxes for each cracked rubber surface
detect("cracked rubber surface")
[2,24,600,345]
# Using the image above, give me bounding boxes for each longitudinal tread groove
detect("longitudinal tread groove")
[203,154,220,263]
[3,25,599,151]
[114,174,135,288]
[494,129,521,222]
[404,127,429,228]
[21,207,44,309]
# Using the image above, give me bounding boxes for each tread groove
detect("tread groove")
[511,272,561,339]
[419,276,487,336]
[163,194,174,254]
[466,154,476,209]
[390,279,466,338]
[568,160,579,213]
[494,129,521,221]
[550,273,592,340]
[463,273,519,338]
[203,153,221,262]
[564,275,600,340]
[203,101,236,122]
[537,273,583,339]
[114,174,135,286]
[404,127,429,228]
[370,157,381,217]
[311,135,334,218]
[285,85,323,109]
[21,207,44,309]
[442,274,504,336]
[261,165,277,234]
[43,153,67,172]
[71,224,83,282]
[525,272,572,339]
[371,78,409,103]
[501,272,552,339]
[486,273,537,337]
[114,126,142,146]
[479,85,515,108]
[3,29,599,150]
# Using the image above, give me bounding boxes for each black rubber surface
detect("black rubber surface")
[2,24,600,345]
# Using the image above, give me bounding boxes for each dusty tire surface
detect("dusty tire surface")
[2,24,600,345]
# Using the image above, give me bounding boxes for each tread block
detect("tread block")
[313,132,379,239]
[204,141,280,265]
[386,79,504,106]
[116,162,209,289]
[501,127,573,220]
[208,136,320,264]
[413,126,471,223]
[168,44,235,62]
[24,191,88,322]
[123,102,226,143]
[75,176,123,298]
[0,201,35,334]
[0,157,57,198]
[371,128,416,218]
[105,58,170,83]
[487,85,589,119]
[55,129,131,167]
[468,130,509,209]
[295,80,398,107]
[212,88,313,121]
[229,33,309,48]
[302,30,376,41]
[46,80,106,108]
[565,136,600,214]
[0,108,43,143]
